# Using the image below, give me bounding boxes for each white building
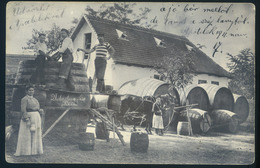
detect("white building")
[71,15,231,91]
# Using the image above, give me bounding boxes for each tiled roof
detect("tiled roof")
[71,16,231,78]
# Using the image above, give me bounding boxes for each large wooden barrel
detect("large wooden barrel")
[107,95,121,112]
[91,95,109,109]
[211,109,239,133]
[78,132,95,151]
[118,78,180,106]
[130,132,149,153]
[178,108,212,134]
[91,94,122,113]
[178,85,210,111]
[198,84,234,112]
[177,122,189,135]
[233,94,249,124]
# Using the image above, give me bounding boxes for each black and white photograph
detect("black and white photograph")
[5,1,255,165]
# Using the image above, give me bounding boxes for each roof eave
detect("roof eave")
[114,61,232,78]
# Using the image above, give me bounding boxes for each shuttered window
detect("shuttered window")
[211,81,219,85]
[85,33,92,49]
[198,80,207,84]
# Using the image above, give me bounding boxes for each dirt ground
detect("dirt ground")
[5,123,255,165]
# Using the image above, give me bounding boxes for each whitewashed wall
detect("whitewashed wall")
[108,64,229,90]
[108,63,156,90]
[192,74,229,87]
[73,23,98,78]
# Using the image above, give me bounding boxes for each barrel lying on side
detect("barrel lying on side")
[211,109,239,133]
[178,108,212,134]
[233,94,249,124]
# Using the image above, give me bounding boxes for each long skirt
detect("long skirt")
[152,114,164,129]
[14,112,43,156]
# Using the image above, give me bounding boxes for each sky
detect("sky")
[6,2,255,70]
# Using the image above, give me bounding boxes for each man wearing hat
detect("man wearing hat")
[30,33,50,84]
[78,33,115,93]
[53,28,75,91]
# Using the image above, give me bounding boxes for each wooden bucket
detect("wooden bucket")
[107,94,121,112]
[78,132,95,151]
[211,109,239,133]
[178,108,212,134]
[105,85,114,93]
[233,94,249,124]
[95,120,110,140]
[130,132,149,153]
[91,95,109,109]
[177,121,189,135]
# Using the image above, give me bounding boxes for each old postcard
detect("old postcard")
[5,1,255,164]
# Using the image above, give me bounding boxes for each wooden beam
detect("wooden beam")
[42,108,71,138]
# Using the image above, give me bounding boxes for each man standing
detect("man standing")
[53,28,75,91]
[30,33,49,84]
[78,33,115,93]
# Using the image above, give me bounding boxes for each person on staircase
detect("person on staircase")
[53,28,75,91]
[77,33,115,93]
[30,33,50,85]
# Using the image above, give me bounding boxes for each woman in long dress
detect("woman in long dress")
[14,85,44,156]
[152,97,164,136]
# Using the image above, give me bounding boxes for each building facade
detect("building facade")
[71,15,231,91]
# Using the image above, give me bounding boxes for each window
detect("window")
[198,80,207,84]
[154,74,164,81]
[154,74,160,80]
[185,44,193,51]
[84,33,91,59]
[116,29,128,41]
[211,81,219,85]
[154,37,166,48]
[85,33,92,49]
